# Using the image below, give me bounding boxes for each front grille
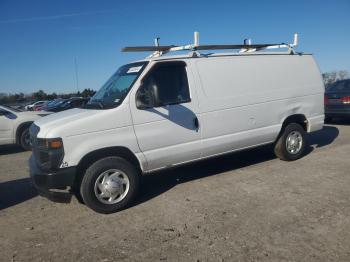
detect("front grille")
[39,151,49,163]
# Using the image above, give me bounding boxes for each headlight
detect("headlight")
[35,138,64,170]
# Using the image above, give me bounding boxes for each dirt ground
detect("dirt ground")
[0,121,350,262]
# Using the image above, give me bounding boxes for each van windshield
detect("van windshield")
[86,62,148,109]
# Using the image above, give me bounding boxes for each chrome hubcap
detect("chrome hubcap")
[286,131,303,154]
[94,169,130,204]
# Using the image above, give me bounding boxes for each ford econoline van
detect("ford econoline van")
[29,39,324,213]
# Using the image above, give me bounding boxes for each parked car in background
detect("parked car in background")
[41,99,67,112]
[324,79,350,121]
[24,101,48,111]
[0,105,51,150]
[33,101,50,111]
[47,97,89,112]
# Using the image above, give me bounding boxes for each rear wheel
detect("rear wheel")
[274,123,306,161]
[80,157,140,214]
[20,127,31,151]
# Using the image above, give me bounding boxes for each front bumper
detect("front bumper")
[29,154,76,200]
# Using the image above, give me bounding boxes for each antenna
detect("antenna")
[74,57,79,93]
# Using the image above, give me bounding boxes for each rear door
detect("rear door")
[130,61,201,171]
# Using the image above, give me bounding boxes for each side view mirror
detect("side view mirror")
[136,83,160,109]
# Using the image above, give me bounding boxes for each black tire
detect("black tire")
[20,127,31,151]
[274,123,306,161]
[71,182,85,204]
[80,157,140,214]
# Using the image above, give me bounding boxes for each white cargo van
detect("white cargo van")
[29,33,324,213]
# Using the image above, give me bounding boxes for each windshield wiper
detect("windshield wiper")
[97,102,104,109]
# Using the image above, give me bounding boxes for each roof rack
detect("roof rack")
[122,32,299,58]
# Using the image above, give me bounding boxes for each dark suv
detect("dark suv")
[324,79,350,121]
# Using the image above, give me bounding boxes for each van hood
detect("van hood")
[33,103,132,139]
[34,108,102,137]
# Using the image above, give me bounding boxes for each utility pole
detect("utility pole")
[74,57,80,93]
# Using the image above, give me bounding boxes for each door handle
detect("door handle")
[194,116,199,130]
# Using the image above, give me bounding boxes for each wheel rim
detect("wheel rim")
[94,169,130,204]
[285,131,303,154]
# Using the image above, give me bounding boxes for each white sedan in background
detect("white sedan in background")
[0,105,51,150]
[24,101,48,111]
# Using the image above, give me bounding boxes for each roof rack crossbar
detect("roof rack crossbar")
[121,32,299,58]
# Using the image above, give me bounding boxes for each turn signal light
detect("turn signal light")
[50,140,63,149]
[45,139,63,149]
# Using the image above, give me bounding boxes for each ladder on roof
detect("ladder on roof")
[122,31,299,58]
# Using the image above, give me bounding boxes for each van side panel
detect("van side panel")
[191,54,324,157]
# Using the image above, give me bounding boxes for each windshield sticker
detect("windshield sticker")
[127,66,143,73]
[114,99,120,103]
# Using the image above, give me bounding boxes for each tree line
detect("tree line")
[0,88,96,105]
[0,70,349,105]
[322,70,349,87]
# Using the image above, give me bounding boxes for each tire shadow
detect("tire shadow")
[308,125,339,148]
[0,178,38,210]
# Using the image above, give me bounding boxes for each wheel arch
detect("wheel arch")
[75,146,143,187]
[281,114,308,131]
[276,114,308,142]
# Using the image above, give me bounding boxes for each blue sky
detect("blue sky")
[0,0,349,94]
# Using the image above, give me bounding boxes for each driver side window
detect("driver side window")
[143,62,191,106]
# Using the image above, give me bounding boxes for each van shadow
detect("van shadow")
[308,125,339,148]
[0,178,38,210]
[133,125,339,207]
[147,104,197,131]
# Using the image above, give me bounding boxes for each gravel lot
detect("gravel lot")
[1,121,350,262]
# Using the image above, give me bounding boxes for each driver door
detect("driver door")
[130,61,201,171]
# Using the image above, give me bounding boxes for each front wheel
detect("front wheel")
[274,123,306,161]
[80,157,140,214]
